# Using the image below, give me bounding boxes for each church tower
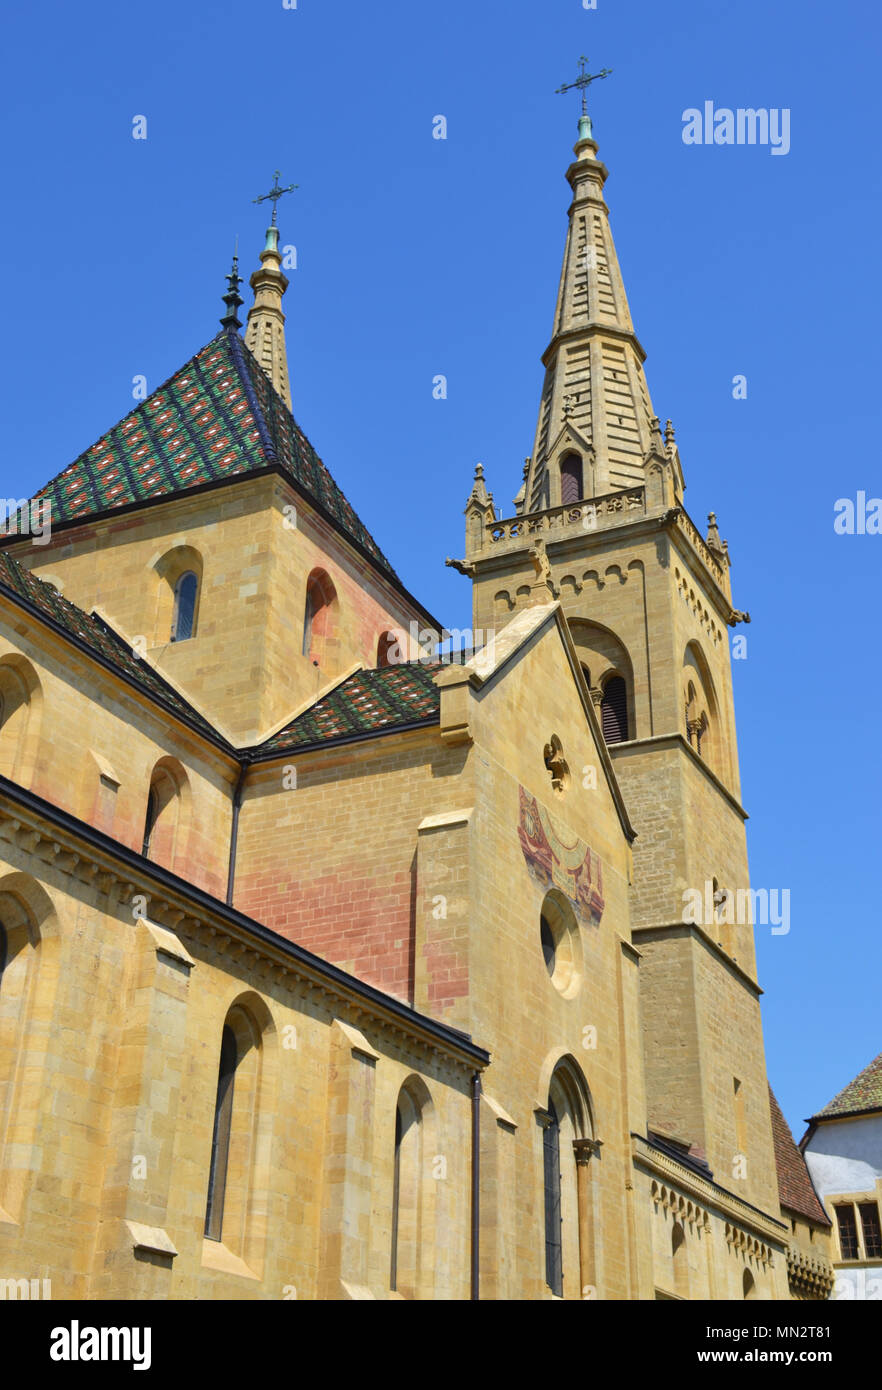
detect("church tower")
[458,97,780,1216]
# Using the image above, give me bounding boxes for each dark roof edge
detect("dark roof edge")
[0,774,489,1068]
[807,1104,882,1125]
[0,579,235,758]
[248,714,441,763]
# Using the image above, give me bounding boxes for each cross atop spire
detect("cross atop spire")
[556,56,612,140]
[253,170,298,227]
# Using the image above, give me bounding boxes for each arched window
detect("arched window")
[541,1058,595,1299]
[543,1098,563,1296]
[141,759,188,868]
[171,571,199,642]
[560,453,583,505]
[204,1025,238,1241]
[302,569,338,661]
[0,658,41,786]
[743,1269,756,1300]
[601,675,629,744]
[377,631,401,669]
[390,1079,432,1297]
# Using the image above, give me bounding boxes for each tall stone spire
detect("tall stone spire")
[522,115,668,513]
[245,223,293,409]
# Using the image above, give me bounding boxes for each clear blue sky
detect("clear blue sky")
[2,0,879,1141]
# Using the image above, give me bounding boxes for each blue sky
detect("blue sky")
[2,0,879,1140]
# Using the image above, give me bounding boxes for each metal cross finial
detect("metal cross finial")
[253,170,298,226]
[555,56,612,117]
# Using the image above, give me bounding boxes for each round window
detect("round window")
[539,890,582,998]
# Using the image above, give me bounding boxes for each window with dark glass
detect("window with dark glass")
[835,1204,859,1260]
[859,1202,882,1258]
[204,1026,238,1241]
[543,1100,563,1296]
[171,571,198,642]
[0,920,6,986]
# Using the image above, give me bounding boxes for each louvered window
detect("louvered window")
[560,454,583,505]
[544,1100,563,1296]
[860,1202,882,1258]
[835,1204,859,1260]
[601,676,629,744]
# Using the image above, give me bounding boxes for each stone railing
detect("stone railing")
[673,507,726,586]
[486,487,645,547]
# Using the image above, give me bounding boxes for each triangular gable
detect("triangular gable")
[436,602,635,842]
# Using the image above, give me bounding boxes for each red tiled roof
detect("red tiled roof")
[768,1087,830,1226]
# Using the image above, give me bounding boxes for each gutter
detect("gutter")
[471,1071,481,1300]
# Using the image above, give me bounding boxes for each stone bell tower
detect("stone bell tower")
[450,102,781,1218]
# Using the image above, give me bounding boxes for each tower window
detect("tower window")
[560,454,583,506]
[601,675,628,744]
[171,571,198,642]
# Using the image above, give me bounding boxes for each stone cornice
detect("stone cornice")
[632,1134,788,1246]
[0,776,489,1075]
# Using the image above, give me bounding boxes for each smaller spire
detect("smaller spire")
[219,241,244,331]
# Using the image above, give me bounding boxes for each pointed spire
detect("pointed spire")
[522,96,679,515]
[219,242,243,331]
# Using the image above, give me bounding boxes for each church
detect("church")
[0,92,834,1299]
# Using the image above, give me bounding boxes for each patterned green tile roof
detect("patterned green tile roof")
[814,1051,882,1120]
[0,552,224,744]
[33,330,397,579]
[255,663,443,754]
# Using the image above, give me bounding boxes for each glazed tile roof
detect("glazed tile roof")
[31,330,397,580]
[768,1087,830,1226]
[813,1051,882,1120]
[255,663,443,754]
[0,552,224,744]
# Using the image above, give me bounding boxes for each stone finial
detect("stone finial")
[706,511,724,556]
[664,419,676,447]
[648,415,666,457]
[468,463,491,508]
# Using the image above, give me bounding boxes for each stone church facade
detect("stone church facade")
[0,110,832,1299]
